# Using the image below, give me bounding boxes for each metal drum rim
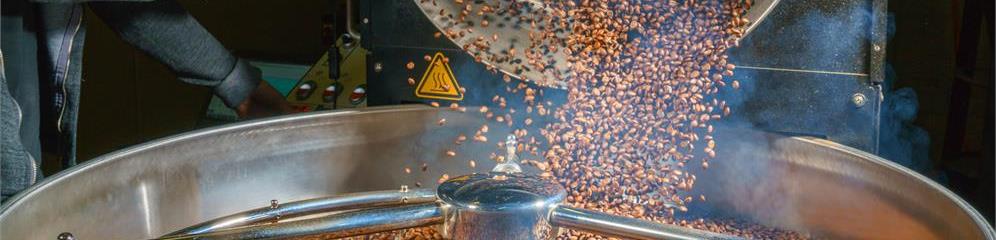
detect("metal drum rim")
[0,105,431,218]
[742,0,781,37]
[790,136,996,239]
[1,105,991,239]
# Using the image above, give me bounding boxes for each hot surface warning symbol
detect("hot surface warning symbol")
[415,52,463,100]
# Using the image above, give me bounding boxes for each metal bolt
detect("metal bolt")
[374,62,383,73]
[852,93,867,107]
[57,232,75,240]
[492,135,523,174]
[270,199,282,222]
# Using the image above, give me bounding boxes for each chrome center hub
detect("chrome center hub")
[437,172,566,240]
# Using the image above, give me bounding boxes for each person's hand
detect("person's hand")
[236,81,293,119]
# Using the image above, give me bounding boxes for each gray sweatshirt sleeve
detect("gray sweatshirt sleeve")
[87,0,259,108]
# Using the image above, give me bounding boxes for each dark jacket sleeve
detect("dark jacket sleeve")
[87,0,259,107]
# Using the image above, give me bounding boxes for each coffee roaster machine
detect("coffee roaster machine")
[1,0,993,239]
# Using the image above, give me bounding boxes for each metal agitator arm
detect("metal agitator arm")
[159,136,740,240]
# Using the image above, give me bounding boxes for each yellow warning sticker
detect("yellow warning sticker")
[415,52,463,101]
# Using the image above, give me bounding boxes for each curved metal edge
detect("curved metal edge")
[791,136,996,239]
[410,0,565,89]
[0,105,436,218]
[411,0,780,89]
[741,0,781,38]
[163,188,438,237]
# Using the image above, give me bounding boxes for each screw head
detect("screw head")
[852,93,867,107]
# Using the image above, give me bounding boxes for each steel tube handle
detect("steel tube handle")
[162,188,436,237]
[345,0,362,40]
[160,203,443,240]
[550,206,743,240]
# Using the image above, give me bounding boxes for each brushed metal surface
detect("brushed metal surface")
[691,128,995,240]
[0,105,493,240]
[0,105,992,239]
[413,0,780,88]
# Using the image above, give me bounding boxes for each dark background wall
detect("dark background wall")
[887,0,992,177]
[885,0,993,220]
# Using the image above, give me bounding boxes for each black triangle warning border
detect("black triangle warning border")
[414,52,464,101]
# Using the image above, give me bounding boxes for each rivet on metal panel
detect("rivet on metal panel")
[852,93,867,107]
[270,199,282,222]
[57,232,75,240]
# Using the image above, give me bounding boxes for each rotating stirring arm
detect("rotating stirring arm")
[159,184,738,240]
[161,203,442,240]
[551,206,739,240]
[160,188,437,238]
[159,135,740,240]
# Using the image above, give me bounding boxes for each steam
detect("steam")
[878,60,933,176]
[722,2,929,172]
[878,82,932,174]
[685,1,932,232]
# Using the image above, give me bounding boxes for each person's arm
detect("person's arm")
[87,0,290,118]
